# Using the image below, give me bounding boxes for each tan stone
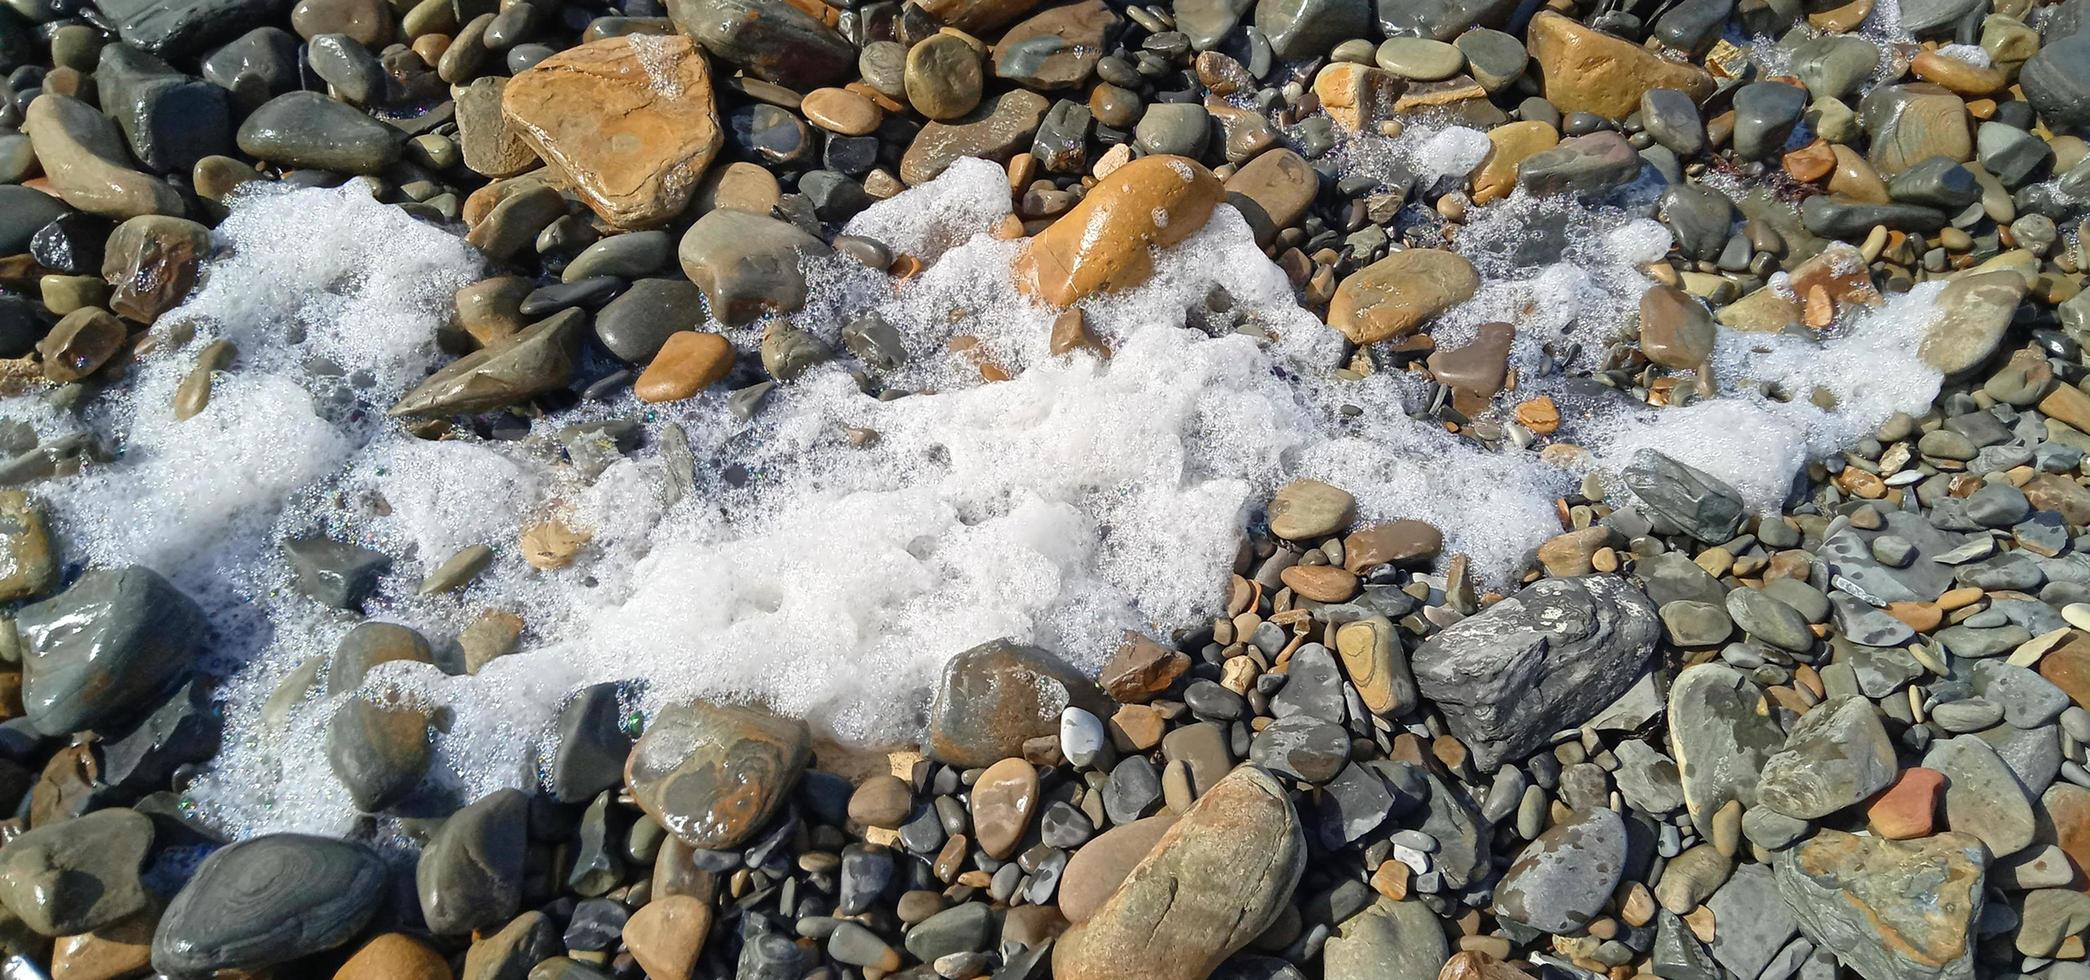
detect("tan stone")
[336,933,451,980]
[521,519,589,571]
[1861,83,1971,176]
[1014,154,1223,306]
[22,94,184,219]
[634,331,733,403]
[1058,815,1176,922]
[1524,12,1714,119]
[51,902,155,980]
[622,894,711,980]
[1280,564,1358,602]
[693,161,781,216]
[503,35,722,227]
[1827,144,1891,203]
[1344,520,1442,571]
[802,87,883,136]
[1327,248,1479,344]
[37,307,124,383]
[1055,768,1304,980]
[1311,62,1405,131]
[971,757,1039,859]
[1911,50,2006,97]
[1470,120,1558,204]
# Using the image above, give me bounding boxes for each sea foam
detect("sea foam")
[11,157,1944,839]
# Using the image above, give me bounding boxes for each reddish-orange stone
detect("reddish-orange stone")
[1865,767,1943,840]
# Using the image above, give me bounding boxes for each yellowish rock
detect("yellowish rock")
[1524,12,1714,119]
[1311,62,1404,131]
[1013,154,1223,306]
[1470,120,1558,204]
[1326,248,1479,344]
[503,34,722,227]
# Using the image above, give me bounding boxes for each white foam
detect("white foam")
[19,154,1945,840]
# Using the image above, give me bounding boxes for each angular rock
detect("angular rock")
[388,308,584,417]
[503,35,722,227]
[901,89,1050,186]
[1621,450,1745,543]
[1775,831,1983,980]
[1411,576,1659,770]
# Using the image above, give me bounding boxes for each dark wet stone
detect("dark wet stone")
[17,566,205,737]
[283,535,391,611]
[418,787,527,935]
[1375,0,1516,41]
[1800,196,1950,239]
[152,834,386,974]
[0,186,71,256]
[593,278,704,365]
[1255,0,1369,59]
[667,0,853,88]
[98,678,221,794]
[1307,762,1396,850]
[2028,35,2090,138]
[388,308,584,417]
[550,683,632,804]
[676,209,834,327]
[97,0,276,57]
[1518,130,1642,196]
[326,695,431,812]
[200,27,301,113]
[235,90,403,174]
[1731,81,1807,160]
[1889,156,1982,209]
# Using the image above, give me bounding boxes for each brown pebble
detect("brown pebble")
[634,331,733,403]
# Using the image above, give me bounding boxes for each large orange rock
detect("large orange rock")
[1013,154,1223,307]
[503,35,722,228]
[1524,12,1714,119]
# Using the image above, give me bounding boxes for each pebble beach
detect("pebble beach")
[0,0,2088,976]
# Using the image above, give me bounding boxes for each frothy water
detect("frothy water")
[10,155,1946,839]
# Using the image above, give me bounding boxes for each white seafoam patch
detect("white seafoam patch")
[11,157,1945,838]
